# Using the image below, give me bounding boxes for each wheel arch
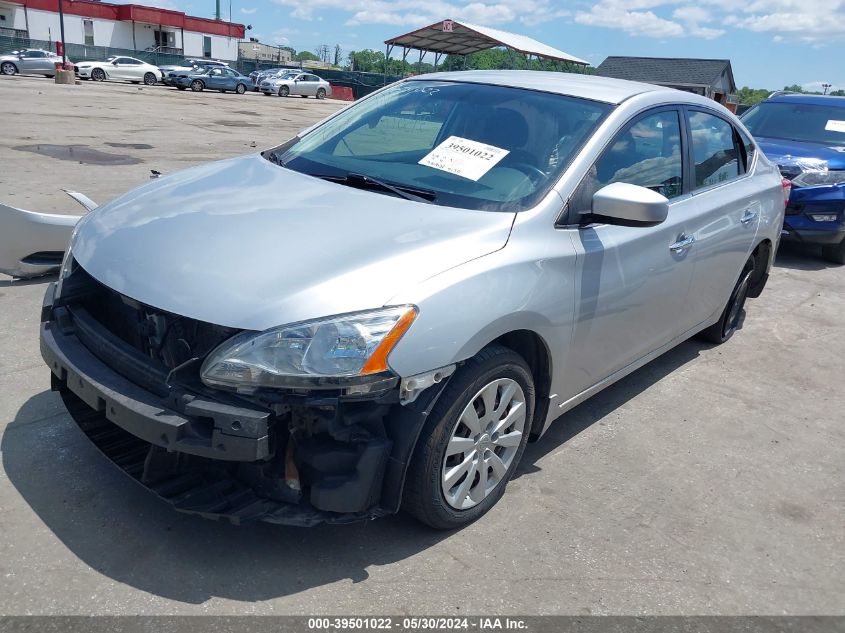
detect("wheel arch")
[748,238,773,299]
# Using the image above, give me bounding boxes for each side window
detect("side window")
[570,110,684,216]
[737,128,756,174]
[689,111,740,188]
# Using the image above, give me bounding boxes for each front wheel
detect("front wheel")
[235,83,246,94]
[91,67,106,81]
[700,257,755,344]
[821,240,845,265]
[190,79,204,92]
[403,345,534,529]
[316,87,326,99]
[1,62,17,75]
[143,72,157,86]
[176,85,186,90]
[278,85,289,97]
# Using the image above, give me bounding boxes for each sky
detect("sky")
[141,0,844,91]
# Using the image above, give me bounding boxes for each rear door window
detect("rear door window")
[688,111,740,189]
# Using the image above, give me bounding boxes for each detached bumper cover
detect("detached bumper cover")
[0,203,80,277]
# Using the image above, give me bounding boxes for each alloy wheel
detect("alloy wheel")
[441,378,526,510]
[92,68,105,81]
[1,62,16,75]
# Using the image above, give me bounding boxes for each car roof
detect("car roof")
[764,94,845,107]
[414,70,669,105]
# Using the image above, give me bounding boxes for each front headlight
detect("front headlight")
[792,170,845,188]
[200,306,417,392]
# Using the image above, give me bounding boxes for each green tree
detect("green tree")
[295,51,320,62]
[736,86,771,106]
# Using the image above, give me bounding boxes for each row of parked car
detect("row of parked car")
[0,49,333,99]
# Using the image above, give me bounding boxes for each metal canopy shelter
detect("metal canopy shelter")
[383,19,589,76]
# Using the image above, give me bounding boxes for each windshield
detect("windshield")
[742,101,845,146]
[271,80,612,211]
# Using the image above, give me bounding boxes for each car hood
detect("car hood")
[72,154,516,331]
[755,136,845,171]
[0,53,19,61]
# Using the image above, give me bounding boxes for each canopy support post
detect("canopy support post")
[383,43,394,85]
[417,48,424,75]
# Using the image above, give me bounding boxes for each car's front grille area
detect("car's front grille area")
[65,264,238,372]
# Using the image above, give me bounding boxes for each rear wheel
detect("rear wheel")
[278,85,289,97]
[190,79,204,92]
[235,83,246,94]
[91,67,106,81]
[316,87,326,99]
[1,62,17,75]
[700,257,755,344]
[143,72,157,86]
[403,345,534,529]
[821,239,845,265]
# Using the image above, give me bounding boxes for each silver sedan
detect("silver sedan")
[260,71,332,98]
[37,71,785,530]
[0,49,66,77]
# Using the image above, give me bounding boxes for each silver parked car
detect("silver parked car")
[0,48,66,77]
[39,71,786,529]
[260,71,331,98]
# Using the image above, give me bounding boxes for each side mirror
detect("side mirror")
[112,60,119,65]
[591,182,669,226]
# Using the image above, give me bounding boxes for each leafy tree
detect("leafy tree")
[295,51,319,62]
[736,86,771,106]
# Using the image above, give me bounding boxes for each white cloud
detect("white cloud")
[574,4,684,38]
[240,7,257,14]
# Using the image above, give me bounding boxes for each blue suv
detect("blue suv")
[741,94,845,264]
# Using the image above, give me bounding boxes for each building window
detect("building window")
[203,36,212,58]
[83,19,94,46]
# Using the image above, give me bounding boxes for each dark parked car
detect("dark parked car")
[741,94,845,263]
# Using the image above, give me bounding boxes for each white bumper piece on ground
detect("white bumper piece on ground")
[0,191,93,278]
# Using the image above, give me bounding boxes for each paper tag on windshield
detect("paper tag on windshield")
[419,136,509,181]
[825,120,845,133]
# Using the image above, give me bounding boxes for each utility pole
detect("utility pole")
[215,0,221,20]
[57,0,66,64]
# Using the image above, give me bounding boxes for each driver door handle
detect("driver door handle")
[740,209,758,225]
[670,234,695,253]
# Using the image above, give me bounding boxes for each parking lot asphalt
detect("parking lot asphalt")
[0,75,843,616]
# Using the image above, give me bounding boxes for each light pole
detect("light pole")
[57,0,66,64]
[822,83,832,95]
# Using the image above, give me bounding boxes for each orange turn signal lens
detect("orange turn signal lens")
[360,307,417,375]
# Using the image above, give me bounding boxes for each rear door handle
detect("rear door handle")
[740,209,758,225]
[670,234,695,253]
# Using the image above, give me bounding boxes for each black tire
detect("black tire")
[700,257,755,344]
[278,85,289,97]
[821,239,845,265]
[316,87,326,99]
[190,79,204,92]
[176,85,187,90]
[1,62,18,75]
[402,344,535,529]
[235,83,246,94]
[143,72,157,86]
[91,67,106,82]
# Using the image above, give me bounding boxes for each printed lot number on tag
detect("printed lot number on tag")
[419,136,510,181]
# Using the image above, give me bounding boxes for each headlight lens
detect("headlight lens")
[792,170,845,188]
[200,306,417,391]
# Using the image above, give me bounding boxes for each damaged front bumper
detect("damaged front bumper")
[40,282,447,526]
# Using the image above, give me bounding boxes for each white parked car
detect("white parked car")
[75,56,162,85]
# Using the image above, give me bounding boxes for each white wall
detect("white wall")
[22,8,237,60]
[0,4,28,31]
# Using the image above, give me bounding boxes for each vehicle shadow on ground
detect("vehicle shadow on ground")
[515,338,708,477]
[3,338,709,605]
[2,391,451,604]
[774,244,841,271]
